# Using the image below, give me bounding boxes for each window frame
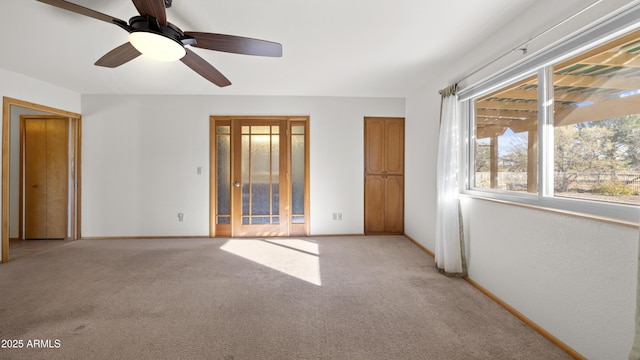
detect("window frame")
[460,5,640,225]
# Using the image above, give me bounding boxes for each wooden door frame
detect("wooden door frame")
[2,97,82,263]
[210,116,310,238]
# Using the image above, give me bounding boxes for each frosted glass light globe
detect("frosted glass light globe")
[129,31,186,62]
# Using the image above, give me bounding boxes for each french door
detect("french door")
[211,116,309,237]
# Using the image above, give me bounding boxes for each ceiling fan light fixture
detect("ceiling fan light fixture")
[128,31,186,62]
[38,1,282,87]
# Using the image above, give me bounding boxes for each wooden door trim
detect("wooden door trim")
[209,119,218,237]
[2,97,81,263]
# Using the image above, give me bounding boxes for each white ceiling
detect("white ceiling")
[0,0,536,97]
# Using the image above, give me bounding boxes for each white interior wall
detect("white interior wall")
[80,94,404,237]
[461,198,638,359]
[404,84,439,250]
[405,1,640,359]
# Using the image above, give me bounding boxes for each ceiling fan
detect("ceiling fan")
[36,0,283,87]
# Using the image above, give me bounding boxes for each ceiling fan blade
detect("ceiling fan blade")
[131,0,167,25]
[184,32,283,57]
[37,0,129,29]
[95,42,142,68]
[181,49,231,87]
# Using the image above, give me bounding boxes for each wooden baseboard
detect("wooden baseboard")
[81,236,210,240]
[403,233,585,360]
[464,278,586,360]
[404,233,435,257]
[310,233,365,237]
[82,234,369,240]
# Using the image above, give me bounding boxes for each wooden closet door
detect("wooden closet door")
[364,117,404,235]
[364,118,385,175]
[25,120,48,239]
[46,119,69,238]
[384,175,404,233]
[385,118,404,175]
[24,118,68,239]
[364,176,386,233]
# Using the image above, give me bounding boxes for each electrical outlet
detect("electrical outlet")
[178,213,184,222]
[197,166,203,175]
[337,213,343,221]
[332,213,337,220]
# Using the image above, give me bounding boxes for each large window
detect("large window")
[552,36,640,206]
[474,75,538,193]
[466,13,640,223]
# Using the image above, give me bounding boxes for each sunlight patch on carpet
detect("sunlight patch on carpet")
[221,239,321,286]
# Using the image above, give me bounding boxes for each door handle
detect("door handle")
[32,185,38,189]
[233,182,241,188]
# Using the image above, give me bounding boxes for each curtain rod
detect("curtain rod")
[455,0,603,85]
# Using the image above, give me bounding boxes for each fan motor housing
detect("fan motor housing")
[129,16,191,45]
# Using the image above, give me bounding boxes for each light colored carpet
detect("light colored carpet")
[0,236,571,359]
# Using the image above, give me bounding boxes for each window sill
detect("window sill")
[461,191,639,229]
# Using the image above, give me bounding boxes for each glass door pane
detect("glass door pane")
[241,126,280,225]
[291,125,305,224]
[216,126,231,225]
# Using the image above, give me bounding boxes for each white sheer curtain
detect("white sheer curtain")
[435,84,467,276]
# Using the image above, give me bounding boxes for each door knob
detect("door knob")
[233,182,241,188]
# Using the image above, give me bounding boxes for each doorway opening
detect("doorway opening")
[2,97,81,263]
[210,116,309,237]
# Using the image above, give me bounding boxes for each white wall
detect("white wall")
[462,198,638,359]
[404,84,439,250]
[0,68,81,261]
[81,94,404,237]
[404,0,640,359]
